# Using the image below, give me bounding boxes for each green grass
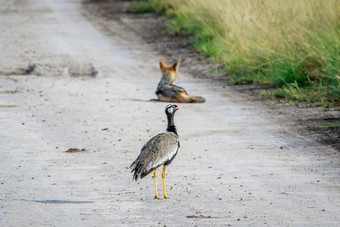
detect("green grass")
[135,0,340,108]
[132,0,154,13]
[315,122,340,128]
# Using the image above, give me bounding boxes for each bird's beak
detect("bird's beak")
[175,106,181,110]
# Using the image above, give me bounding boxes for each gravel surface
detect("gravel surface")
[0,0,339,226]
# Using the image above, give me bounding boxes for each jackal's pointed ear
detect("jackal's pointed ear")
[160,60,168,73]
[170,58,181,72]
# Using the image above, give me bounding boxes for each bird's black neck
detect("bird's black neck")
[166,114,178,135]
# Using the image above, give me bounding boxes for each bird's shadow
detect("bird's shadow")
[0,198,94,204]
[32,199,94,204]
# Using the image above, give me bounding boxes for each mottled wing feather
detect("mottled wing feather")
[130,132,179,180]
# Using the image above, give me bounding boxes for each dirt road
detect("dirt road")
[0,0,339,226]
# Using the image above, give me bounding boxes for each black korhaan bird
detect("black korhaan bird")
[130,104,181,199]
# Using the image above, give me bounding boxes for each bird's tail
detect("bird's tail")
[129,161,136,170]
[129,161,139,181]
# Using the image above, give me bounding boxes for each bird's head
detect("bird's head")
[165,104,181,115]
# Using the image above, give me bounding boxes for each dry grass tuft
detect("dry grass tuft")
[148,0,340,107]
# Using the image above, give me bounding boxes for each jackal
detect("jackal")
[156,59,205,103]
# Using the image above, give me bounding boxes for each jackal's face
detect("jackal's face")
[159,59,181,85]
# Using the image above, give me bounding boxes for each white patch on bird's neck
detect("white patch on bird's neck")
[167,108,173,113]
[165,130,176,135]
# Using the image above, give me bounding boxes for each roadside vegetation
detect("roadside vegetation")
[135,0,340,108]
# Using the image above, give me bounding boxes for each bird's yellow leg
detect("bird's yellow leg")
[154,170,161,199]
[162,166,171,199]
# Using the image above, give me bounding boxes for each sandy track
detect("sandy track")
[0,0,339,226]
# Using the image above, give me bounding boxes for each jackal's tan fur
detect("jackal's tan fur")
[156,59,205,103]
